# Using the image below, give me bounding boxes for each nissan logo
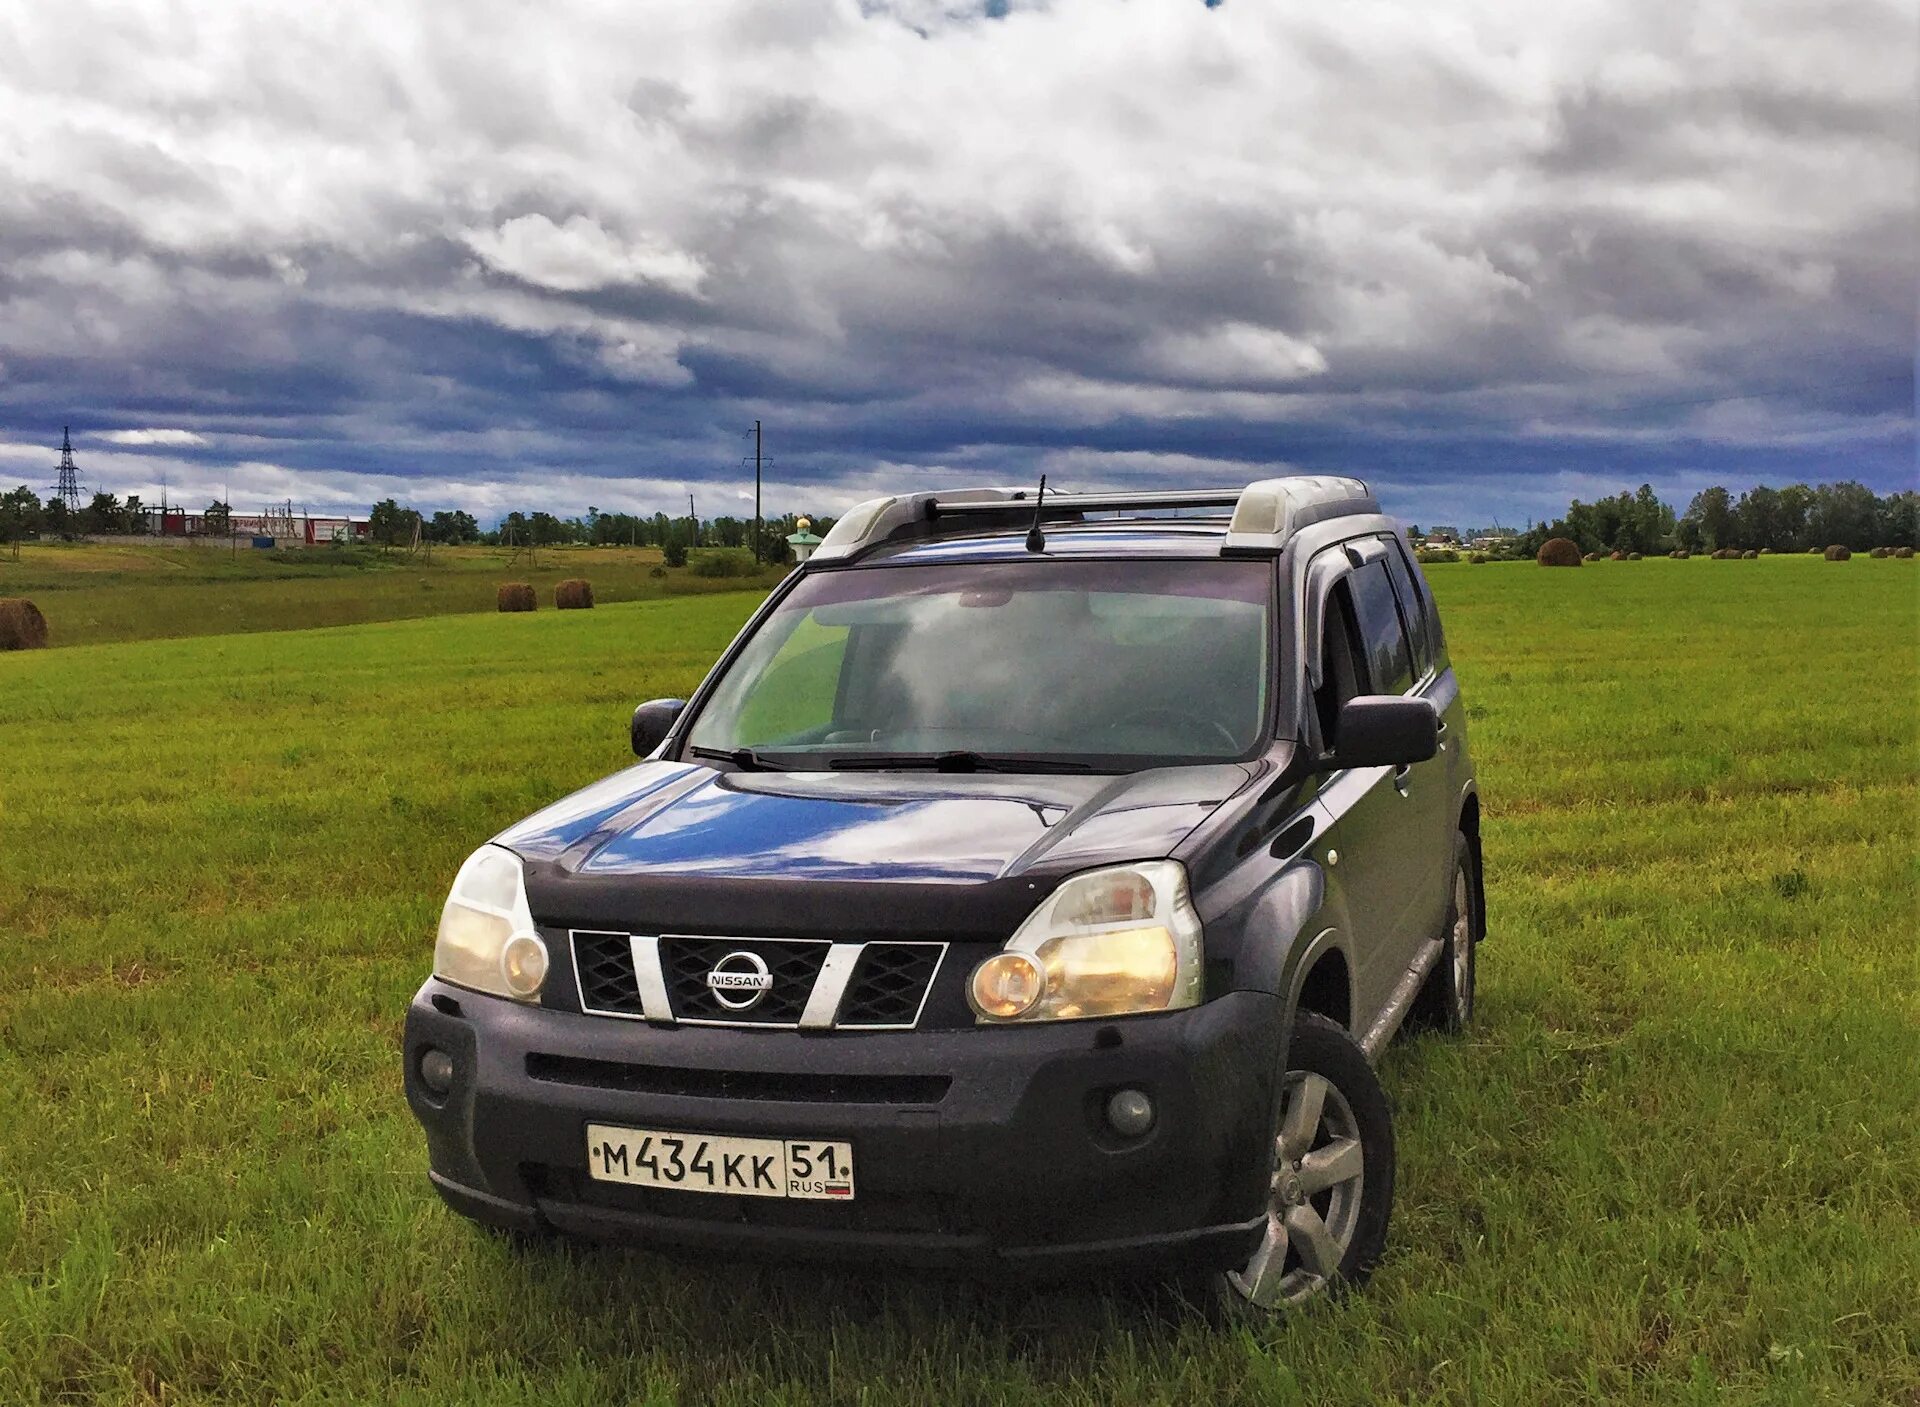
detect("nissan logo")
[705,950,773,1011]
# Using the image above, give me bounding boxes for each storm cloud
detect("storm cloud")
[0,0,1912,525]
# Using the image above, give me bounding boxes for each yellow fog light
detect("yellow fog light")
[969,952,1044,1019]
[500,932,550,997]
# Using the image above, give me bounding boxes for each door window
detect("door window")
[1312,581,1367,747]
[1346,561,1414,696]
[1380,542,1431,676]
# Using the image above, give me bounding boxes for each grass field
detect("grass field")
[0,541,786,648]
[2,556,1916,1404]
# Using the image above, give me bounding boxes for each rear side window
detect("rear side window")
[1346,561,1413,695]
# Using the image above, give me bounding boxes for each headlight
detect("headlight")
[967,860,1204,1023]
[433,845,547,1002]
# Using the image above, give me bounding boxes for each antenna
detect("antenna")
[1024,475,1048,554]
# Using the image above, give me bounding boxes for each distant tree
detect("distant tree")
[81,491,124,535]
[45,497,74,538]
[1805,481,1880,552]
[662,533,689,568]
[1681,487,1733,551]
[369,498,421,547]
[426,509,479,545]
[1,485,44,547]
[124,494,150,535]
[1879,489,1919,548]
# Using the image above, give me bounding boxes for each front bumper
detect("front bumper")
[404,978,1285,1274]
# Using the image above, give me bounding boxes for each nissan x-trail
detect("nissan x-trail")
[404,476,1484,1310]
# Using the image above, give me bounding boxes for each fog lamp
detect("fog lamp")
[1106,1087,1155,1138]
[969,952,1044,1019]
[419,1048,455,1096]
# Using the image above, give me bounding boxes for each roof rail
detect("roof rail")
[808,475,1378,563]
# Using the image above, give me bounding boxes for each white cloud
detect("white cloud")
[463,214,707,296]
[95,428,209,447]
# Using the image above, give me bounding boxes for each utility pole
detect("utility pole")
[752,419,763,563]
[51,426,84,515]
[688,493,697,548]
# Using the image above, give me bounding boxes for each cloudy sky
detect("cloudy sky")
[1,0,1913,528]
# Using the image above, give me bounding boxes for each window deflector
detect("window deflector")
[1304,551,1355,693]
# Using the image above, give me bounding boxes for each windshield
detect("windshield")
[684,558,1273,770]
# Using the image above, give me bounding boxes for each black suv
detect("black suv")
[405,477,1483,1309]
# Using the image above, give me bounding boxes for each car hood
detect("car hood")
[495,758,1260,885]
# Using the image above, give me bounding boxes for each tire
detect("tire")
[1411,830,1477,1034]
[1221,1012,1395,1310]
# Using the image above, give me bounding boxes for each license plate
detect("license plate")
[584,1123,855,1201]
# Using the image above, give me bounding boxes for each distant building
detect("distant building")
[149,509,371,542]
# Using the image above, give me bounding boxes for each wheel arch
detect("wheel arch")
[1458,785,1485,943]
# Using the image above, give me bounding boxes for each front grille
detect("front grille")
[660,936,829,1025]
[837,943,945,1027]
[567,931,948,1030]
[574,931,644,1015]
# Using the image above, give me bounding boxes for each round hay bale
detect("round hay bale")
[1869,546,1889,559]
[1896,546,1914,559]
[1741,549,1758,559]
[554,578,594,610]
[1807,545,1822,554]
[497,582,537,611]
[1537,537,1583,567]
[1823,544,1851,561]
[1669,548,1690,559]
[1628,551,1643,560]
[0,597,49,650]
[1608,550,1625,561]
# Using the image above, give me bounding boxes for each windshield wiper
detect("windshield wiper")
[689,745,788,772]
[827,751,1094,774]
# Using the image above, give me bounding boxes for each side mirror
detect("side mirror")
[1326,696,1439,771]
[630,698,686,756]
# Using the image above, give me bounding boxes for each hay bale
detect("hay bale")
[1807,545,1823,554]
[1741,549,1758,559]
[1537,537,1583,567]
[1823,544,1851,561]
[1869,546,1889,559]
[554,578,594,610]
[1608,550,1625,561]
[497,582,537,612]
[1628,551,1643,560]
[1669,548,1690,559]
[1896,546,1914,559]
[0,598,48,650]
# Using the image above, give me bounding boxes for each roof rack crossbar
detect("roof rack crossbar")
[929,488,1242,516]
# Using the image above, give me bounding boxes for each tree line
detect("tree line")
[1515,480,1917,558]
[0,486,835,561]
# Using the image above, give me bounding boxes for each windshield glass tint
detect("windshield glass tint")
[686,559,1272,765]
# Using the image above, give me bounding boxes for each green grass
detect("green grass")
[0,541,788,648]
[1,557,1915,1404]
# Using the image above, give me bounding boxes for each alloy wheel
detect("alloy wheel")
[1226,1069,1366,1306]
